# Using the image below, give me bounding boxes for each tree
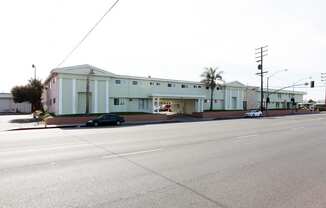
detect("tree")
[11,79,44,112]
[201,67,223,111]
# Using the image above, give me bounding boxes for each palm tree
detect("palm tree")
[201,67,223,111]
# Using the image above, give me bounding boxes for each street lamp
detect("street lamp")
[32,64,36,80]
[266,69,288,110]
[292,76,312,95]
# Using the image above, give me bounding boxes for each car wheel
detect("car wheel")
[94,122,99,127]
[116,121,121,126]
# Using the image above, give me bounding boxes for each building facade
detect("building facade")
[0,93,31,113]
[43,65,305,115]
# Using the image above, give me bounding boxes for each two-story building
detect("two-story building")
[42,64,305,115]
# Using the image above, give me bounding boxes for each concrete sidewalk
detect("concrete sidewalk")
[6,116,216,131]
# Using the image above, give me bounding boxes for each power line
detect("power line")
[56,0,120,68]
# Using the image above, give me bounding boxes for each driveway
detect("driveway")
[0,114,39,131]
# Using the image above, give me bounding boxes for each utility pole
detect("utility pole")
[255,45,268,112]
[322,73,326,105]
[85,68,95,114]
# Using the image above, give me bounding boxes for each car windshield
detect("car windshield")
[97,115,106,119]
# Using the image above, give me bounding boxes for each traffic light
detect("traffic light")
[266,97,270,103]
[310,81,315,88]
[257,64,262,70]
[291,97,295,104]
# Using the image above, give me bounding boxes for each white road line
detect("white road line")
[292,126,305,130]
[0,143,93,155]
[102,148,162,159]
[235,134,259,139]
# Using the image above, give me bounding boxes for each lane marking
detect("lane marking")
[235,134,259,139]
[292,126,305,130]
[102,148,162,159]
[0,143,94,155]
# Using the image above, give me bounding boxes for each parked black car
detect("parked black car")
[86,114,125,127]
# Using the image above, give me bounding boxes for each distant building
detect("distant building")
[42,64,306,115]
[0,93,31,113]
[255,88,306,110]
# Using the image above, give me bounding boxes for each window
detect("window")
[276,102,280,108]
[198,85,202,88]
[232,97,237,109]
[206,87,209,90]
[114,98,124,105]
[114,98,119,105]
[105,115,114,119]
[150,82,154,86]
[156,82,160,86]
[181,84,188,88]
[139,99,148,110]
[115,80,121,84]
[214,99,218,103]
[129,98,133,101]
[52,78,56,84]
[132,81,138,85]
[204,99,208,103]
[168,83,172,87]
[216,87,220,90]
[193,85,197,88]
[278,93,282,99]
[53,98,56,104]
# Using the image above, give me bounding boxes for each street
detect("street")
[1,114,326,208]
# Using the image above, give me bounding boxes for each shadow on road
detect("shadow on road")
[9,118,39,124]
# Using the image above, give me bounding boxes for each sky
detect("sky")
[1,0,325,100]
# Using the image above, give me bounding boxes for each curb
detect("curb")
[7,124,81,131]
[6,120,180,131]
[6,112,320,131]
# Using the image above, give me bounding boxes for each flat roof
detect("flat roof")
[0,93,12,98]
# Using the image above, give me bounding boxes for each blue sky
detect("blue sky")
[1,0,325,100]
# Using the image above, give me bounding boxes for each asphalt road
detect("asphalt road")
[1,114,326,208]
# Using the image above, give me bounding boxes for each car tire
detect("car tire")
[94,122,99,127]
[116,121,121,126]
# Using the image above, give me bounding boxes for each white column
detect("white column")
[152,97,160,113]
[94,80,98,113]
[72,79,76,114]
[197,99,200,112]
[224,88,228,110]
[237,88,240,109]
[201,98,204,112]
[59,78,63,115]
[106,80,109,113]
